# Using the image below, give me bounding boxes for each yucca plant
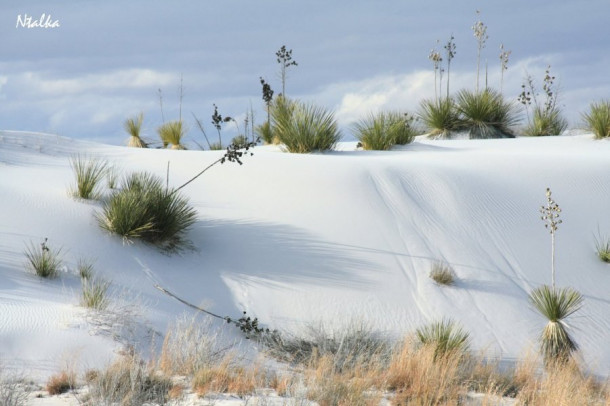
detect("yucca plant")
[271,98,342,153]
[124,113,147,148]
[582,100,610,139]
[418,97,462,139]
[97,172,197,251]
[353,111,417,150]
[254,121,276,145]
[456,88,518,139]
[524,107,568,136]
[70,156,108,200]
[528,285,583,364]
[157,120,187,149]
[415,318,470,360]
[24,238,62,279]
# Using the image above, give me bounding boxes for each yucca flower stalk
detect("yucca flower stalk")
[540,188,562,289]
[472,10,488,93]
[499,43,511,94]
[428,42,443,102]
[444,35,456,99]
[529,285,583,365]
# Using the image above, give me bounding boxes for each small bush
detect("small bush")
[528,285,584,365]
[97,172,197,251]
[77,258,94,279]
[24,238,62,279]
[272,97,342,153]
[415,318,470,360]
[524,107,568,136]
[46,371,75,395]
[81,277,110,310]
[582,100,610,139]
[456,88,519,139]
[158,120,187,149]
[429,262,456,286]
[70,156,108,200]
[124,113,147,148]
[418,97,463,139]
[0,368,30,406]
[353,111,417,150]
[594,232,610,263]
[85,355,172,406]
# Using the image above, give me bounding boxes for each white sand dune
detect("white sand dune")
[1,130,609,391]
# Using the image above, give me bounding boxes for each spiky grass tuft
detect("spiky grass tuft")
[415,318,470,360]
[97,172,197,251]
[24,239,62,279]
[524,107,568,136]
[594,232,610,263]
[582,100,610,139]
[418,97,463,139]
[254,121,276,145]
[353,111,417,150]
[124,112,147,148]
[70,156,108,200]
[81,277,110,310]
[528,285,583,364]
[429,262,456,286]
[272,98,342,153]
[46,371,75,395]
[456,88,519,139]
[157,120,187,149]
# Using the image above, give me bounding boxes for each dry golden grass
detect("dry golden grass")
[192,355,267,397]
[46,371,75,395]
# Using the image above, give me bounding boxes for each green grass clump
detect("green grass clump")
[24,238,63,279]
[429,262,456,286]
[456,88,519,139]
[158,120,187,149]
[528,285,583,365]
[582,100,610,139]
[594,233,610,263]
[254,121,276,145]
[125,112,147,148]
[70,156,108,200]
[81,277,110,310]
[271,97,342,153]
[353,111,417,150]
[524,107,568,136]
[418,97,462,139]
[97,172,197,251]
[415,319,470,360]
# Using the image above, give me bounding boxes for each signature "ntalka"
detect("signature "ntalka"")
[16,14,60,29]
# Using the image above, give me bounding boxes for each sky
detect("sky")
[0,0,608,145]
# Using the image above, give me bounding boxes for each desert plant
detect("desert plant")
[46,371,75,395]
[260,76,274,127]
[271,98,342,153]
[24,238,62,278]
[519,66,568,136]
[428,41,444,102]
[276,45,298,96]
[472,10,488,93]
[353,111,417,150]
[444,35,457,99]
[456,88,518,139]
[594,231,610,263]
[81,276,110,310]
[418,97,462,139]
[85,355,172,406]
[97,172,197,251]
[528,285,583,364]
[124,113,147,148]
[157,120,186,149]
[0,368,30,406]
[70,156,108,200]
[254,121,275,144]
[77,258,95,279]
[540,187,562,288]
[415,318,470,360]
[429,262,456,286]
[499,43,511,94]
[105,165,120,190]
[582,99,610,139]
